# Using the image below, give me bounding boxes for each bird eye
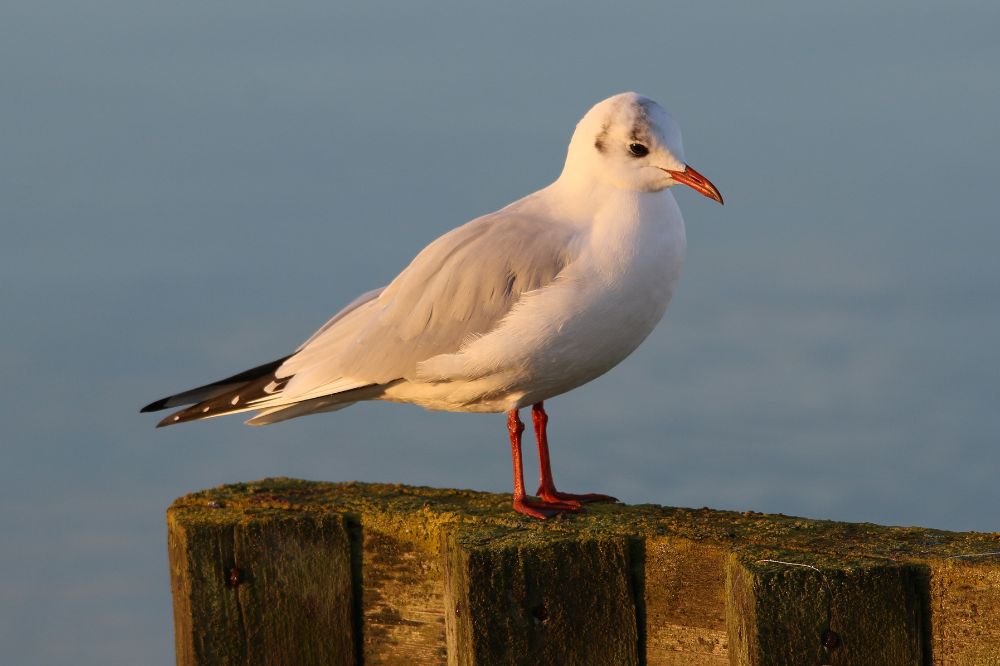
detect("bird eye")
[628,143,649,157]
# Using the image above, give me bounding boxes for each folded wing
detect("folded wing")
[145,208,581,426]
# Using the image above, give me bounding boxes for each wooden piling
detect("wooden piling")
[166,478,1000,665]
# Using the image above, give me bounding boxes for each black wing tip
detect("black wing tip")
[156,411,187,427]
[139,355,292,416]
[140,397,170,413]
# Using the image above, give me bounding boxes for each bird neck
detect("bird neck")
[545,170,646,225]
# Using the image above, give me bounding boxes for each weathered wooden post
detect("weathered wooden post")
[167,478,1000,665]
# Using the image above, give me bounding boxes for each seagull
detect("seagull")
[141,92,723,519]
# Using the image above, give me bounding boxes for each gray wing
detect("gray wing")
[297,287,385,349]
[274,209,581,403]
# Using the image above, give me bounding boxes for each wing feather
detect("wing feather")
[146,207,581,425]
[274,208,581,403]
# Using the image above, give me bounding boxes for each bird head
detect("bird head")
[563,92,723,204]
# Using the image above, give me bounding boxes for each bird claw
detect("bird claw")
[537,486,619,504]
[513,497,583,519]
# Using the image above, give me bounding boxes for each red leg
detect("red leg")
[532,402,618,504]
[508,409,580,519]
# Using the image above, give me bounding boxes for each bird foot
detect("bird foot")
[537,486,619,504]
[513,497,584,519]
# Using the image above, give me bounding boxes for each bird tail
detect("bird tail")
[141,356,389,427]
[140,357,291,427]
[244,392,371,426]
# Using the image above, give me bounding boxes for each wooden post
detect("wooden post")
[442,530,638,664]
[167,479,1000,665]
[168,504,356,665]
[727,552,924,665]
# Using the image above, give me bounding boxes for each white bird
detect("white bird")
[142,92,723,519]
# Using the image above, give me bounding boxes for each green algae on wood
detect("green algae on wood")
[443,530,638,665]
[727,551,924,665]
[166,478,1000,665]
[168,508,355,666]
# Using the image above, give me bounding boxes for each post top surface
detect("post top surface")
[168,477,1000,566]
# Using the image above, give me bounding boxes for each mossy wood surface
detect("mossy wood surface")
[167,478,1000,665]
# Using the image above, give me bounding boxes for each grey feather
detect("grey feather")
[244,382,399,426]
[297,287,384,349]
[274,208,581,401]
[144,290,384,423]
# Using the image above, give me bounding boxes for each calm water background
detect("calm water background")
[2,0,999,663]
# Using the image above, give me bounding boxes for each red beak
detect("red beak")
[662,165,724,205]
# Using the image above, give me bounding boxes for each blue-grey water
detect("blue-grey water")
[2,1,999,663]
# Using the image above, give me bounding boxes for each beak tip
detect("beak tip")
[665,164,724,207]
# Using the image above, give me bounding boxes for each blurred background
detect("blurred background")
[2,0,998,663]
